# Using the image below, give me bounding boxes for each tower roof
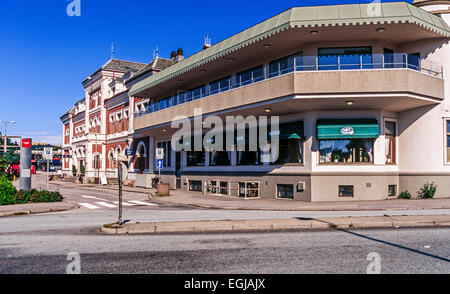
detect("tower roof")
[413,0,450,7]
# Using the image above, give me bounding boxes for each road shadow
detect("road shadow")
[295,217,450,263]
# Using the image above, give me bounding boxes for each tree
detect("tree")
[5,149,19,165]
[0,155,9,178]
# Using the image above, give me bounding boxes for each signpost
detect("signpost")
[20,138,32,192]
[43,147,53,191]
[117,154,128,225]
[156,148,164,184]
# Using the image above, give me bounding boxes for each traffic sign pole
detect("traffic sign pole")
[46,160,49,191]
[118,162,122,225]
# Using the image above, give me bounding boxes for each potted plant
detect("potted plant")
[72,165,77,177]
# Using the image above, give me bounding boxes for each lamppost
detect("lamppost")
[0,121,16,154]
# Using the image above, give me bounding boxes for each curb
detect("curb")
[148,197,450,212]
[0,203,80,217]
[99,215,450,235]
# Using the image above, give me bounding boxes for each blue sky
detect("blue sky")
[0,0,412,145]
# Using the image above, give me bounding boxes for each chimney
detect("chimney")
[170,51,177,60]
[176,48,184,62]
[203,34,211,50]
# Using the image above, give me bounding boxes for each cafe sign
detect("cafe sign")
[340,127,355,136]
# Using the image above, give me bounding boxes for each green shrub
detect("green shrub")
[80,165,85,176]
[418,182,437,199]
[398,191,411,200]
[72,165,77,176]
[29,190,63,203]
[0,176,17,205]
[15,190,31,204]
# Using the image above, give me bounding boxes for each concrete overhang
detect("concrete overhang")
[130,2,450,99]
[133,68,444,135]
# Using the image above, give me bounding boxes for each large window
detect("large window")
[210,150,231,166]
[187,151,205,167]
[319,139,374,164]
[236,128,262,166]
[273,139,303,165]
[210,76,231,94]
[236,65,264,87]
[271,121,304,165]
[385,121,397,164]
[318,47,372,70]
[157,141,172,168]
[269,52,302,77]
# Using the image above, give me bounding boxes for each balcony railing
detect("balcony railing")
[135,53,442,118]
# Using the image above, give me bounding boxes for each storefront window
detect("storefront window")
[187,151,205,167]
[319,139,374,164]
[273,139,303,165]
[157,141,172,167]
[210,151,231,166]
[385,121,396,164]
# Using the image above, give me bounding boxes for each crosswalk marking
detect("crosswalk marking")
[95,202,117,208]
[79,203,100,210]
[128,200,157,206]
[113,201,136,206]
[82,195,109,202]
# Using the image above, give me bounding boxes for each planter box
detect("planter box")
[157,183,170,196]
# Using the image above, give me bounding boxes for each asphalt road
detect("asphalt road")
[2,174,449,274]
[0,224,449,274]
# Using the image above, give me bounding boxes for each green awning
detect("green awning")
[270,121,304,140]
[317,119,379,139]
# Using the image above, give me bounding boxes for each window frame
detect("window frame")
[445,119,450,164]
[339,185,354,198]
[384,119,398,165]
[318,138,375,165]
[276,184,294,200]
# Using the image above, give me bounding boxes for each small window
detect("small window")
[388,185,397,197]
[339,185,354,197]
[189,180,202,192]
[219,182,229,195]
[277,184,294,199]
[446,120,450,163]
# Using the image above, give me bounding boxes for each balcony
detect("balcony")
[134,53,444,130]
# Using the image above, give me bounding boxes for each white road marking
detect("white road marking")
[113,202,136,206]
[78,203,100,210]
[95,202,117,208]
[82,195,109,202]
[128,200,157,206]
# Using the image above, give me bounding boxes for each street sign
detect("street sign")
[119,162,128,182]
[100,174,108,186]
[43,147,53,160]
[22,139,31,148]
[125,149,136,156]
[156,148,164,160]
[156,159,164,169]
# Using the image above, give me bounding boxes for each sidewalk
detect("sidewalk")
[100,214,450,235]
[0,202,79,217]
[149,190,450,211]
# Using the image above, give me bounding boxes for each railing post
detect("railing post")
[360,55,363,69]
[382,54,385,69]
[315,56,318,71]
[338,56,341,70]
